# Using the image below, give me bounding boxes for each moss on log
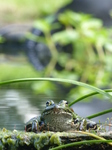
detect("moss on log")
[0,128,112,150]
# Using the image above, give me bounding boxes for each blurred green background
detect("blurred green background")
[0,0,112,99]
[0,0,70,23]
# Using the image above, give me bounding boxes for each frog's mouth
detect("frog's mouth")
[43,104,71,116]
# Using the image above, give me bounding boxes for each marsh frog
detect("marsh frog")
[25,100,97,132]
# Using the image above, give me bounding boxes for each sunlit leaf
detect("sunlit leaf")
[81,19,103,30]
[105,42,112,52]
[52,29,79,45]
[34,19,51,33]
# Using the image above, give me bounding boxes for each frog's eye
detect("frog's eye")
[65,101,68,105]
[46,100,54,107]
[59,100,68,106]
[46,101,50,107]
[62,100,68,105]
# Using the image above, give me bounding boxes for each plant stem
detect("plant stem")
[96,44,105,62]
[44,32,58,76]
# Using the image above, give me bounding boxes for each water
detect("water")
[0,89,112,131]
[0,89,47,130]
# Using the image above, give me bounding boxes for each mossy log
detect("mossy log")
[0,128,112,150]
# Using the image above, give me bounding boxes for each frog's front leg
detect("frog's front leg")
[25,117,44,133]
[32,120,39,133]
[74,117,97,131]
[86,119,97,130]
[32,120,45,133]
[79,119,97,131]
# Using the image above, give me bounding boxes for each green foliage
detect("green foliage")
[52,29,79,45]
[0,63,40,88]
[1,9,112,99]
[25,10,112,99]
[0,64,39,80]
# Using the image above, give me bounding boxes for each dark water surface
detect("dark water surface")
[0,89,112,131]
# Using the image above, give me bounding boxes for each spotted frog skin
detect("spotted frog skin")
[25,100,97,132]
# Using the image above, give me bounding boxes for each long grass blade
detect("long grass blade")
[0,78,112,99]
[69,89,112,107]
[50,140,112,150]
[87,108,112,119]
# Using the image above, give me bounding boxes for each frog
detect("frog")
[25,100,97,133]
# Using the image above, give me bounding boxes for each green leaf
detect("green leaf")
[105,42,112,52]
[34,19,51,33]
[0,78,111,99]
[58,11,91,27]
[52,29,79,45]
[81,19,103,30]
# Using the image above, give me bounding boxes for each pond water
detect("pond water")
[0,89,112,131]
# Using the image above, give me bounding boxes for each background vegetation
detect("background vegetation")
[0,0,112,100]
[0,0,71,23]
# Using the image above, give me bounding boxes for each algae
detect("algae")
[0,128,112,150]
[0,128,62,150]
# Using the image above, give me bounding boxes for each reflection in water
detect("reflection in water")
[0,89,47,130]
[0,89,112,131]
[5,90,40,122]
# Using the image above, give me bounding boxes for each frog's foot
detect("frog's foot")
[74,118,97,131]
[25,126,31,132]
[86,119,97,130]
[32,120,39,133]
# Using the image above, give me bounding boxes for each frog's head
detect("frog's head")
[43,100,74,116]
[45,100,68,110]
